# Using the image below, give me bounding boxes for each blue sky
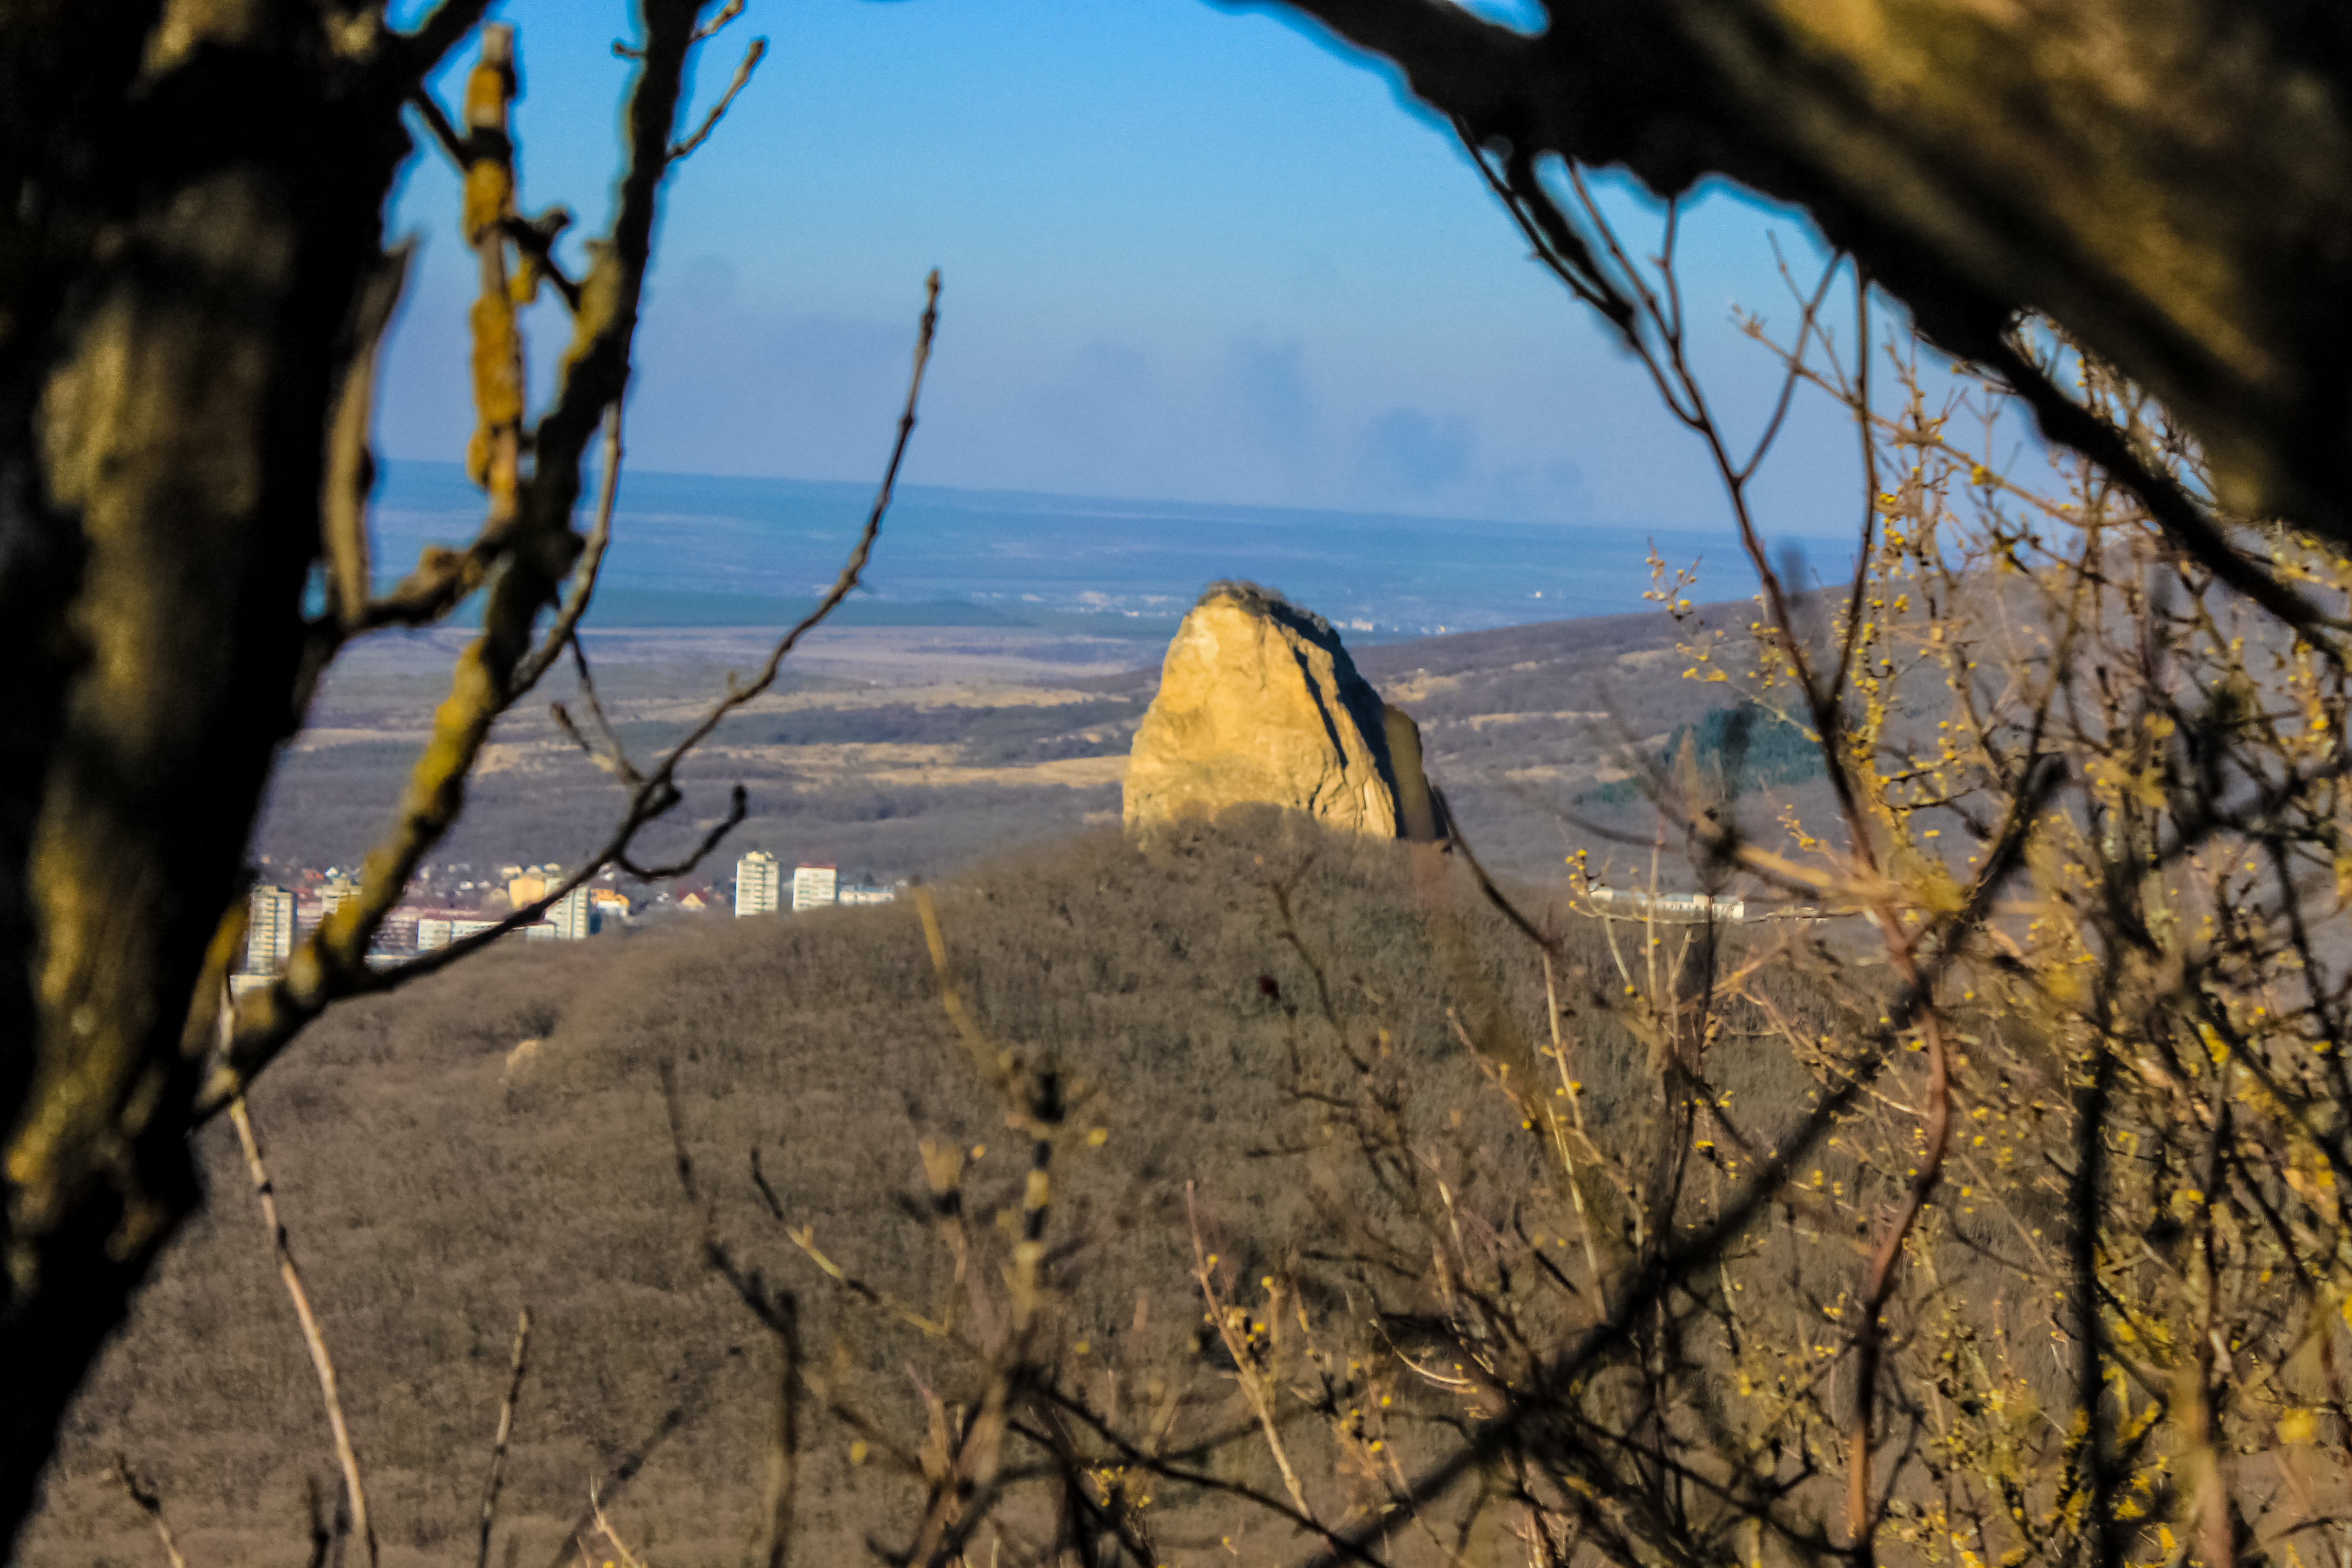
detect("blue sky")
[378,0,1863,552]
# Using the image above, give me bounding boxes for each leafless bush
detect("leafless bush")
[726,182,2352,1568]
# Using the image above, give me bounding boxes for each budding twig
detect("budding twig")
[1187,1183,1316,1528]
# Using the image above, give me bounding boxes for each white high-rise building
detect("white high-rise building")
[246,884,295,974]
[792,863,837,913]
[417,916,498,953]
[550,885,590,940]
[734,851,780,917]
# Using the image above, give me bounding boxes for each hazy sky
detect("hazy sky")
[379,0,1861,544]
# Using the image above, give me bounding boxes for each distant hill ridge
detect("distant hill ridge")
[1085,594,1746,699]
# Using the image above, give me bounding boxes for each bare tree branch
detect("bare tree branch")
[203,264,939,1116]
[108,1458,188,1568]
[205,3,728,1112]
[1265,0,2352,545]
[514,402,624,696]
[321,244,412,631]
[1984,334,2349,647]
[669,37,768,162]
[693,0,748,42]
[475,1306,532,1568]
[230,1097,375,1568]
[404,86,467,169]
[588,1482,648,1568]
[1188,1182,1318,1528]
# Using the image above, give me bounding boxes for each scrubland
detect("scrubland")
[28,814,1860,1567]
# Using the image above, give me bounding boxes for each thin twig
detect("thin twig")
[669,37,766,161]
[2191,1059,2237,1568]
[109,1458,189,1568]
[540,1391,711,1568]
[589,1481,647,1568]
[551,636,645,786]
[1539,949,1607,1294]
[1986,334,2347,648]
[404,85,467,167]
[693,0,746,41]
[230,1098,376,1568]
[1827,259,1876,710]
[1843,1000,1952,1561]
[912,883,1004,1090]
[476,1306,532,1568]
[615,0,745,58]
[660,265,943,778]
[322,244,411,630]
[515,401,624,694]
[1187,1183,1318,1528]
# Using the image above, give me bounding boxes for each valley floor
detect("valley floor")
[258,601,1841,894]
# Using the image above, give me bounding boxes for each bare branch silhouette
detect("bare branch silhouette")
[230,1098,375,1568]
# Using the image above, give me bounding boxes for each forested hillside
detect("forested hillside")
[28,816,1849,1567]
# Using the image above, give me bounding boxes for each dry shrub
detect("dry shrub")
[743,233,2352,1568]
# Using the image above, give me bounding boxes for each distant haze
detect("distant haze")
[377,460,1836,636]
[378,0,1863,550]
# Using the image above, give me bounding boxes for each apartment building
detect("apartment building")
[246,884,296,974]
[791,863,837,912]
[735,850,780,917]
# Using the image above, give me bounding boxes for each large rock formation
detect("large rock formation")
[1123,582,1442,840]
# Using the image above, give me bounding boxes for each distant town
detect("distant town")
[234,850,900,984]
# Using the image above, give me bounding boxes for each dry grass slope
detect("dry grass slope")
[18,819,1653,1565]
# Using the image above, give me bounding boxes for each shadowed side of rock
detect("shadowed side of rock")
[1123,582,1442,840]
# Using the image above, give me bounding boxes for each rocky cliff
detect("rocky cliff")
[1123,582,1442,840]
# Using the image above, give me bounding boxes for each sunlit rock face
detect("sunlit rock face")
[1123,582,1441,840]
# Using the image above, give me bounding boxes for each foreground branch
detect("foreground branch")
[230,1098,375,1568]
[475,1306,532,1568]
[199,8,864,1118]
[108,1458,188,1568]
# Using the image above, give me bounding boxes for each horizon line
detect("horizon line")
[374,454,1857,544]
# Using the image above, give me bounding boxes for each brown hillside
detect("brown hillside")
[27,817,1866,1568]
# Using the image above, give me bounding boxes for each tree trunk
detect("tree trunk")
[0,1,411,1542]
